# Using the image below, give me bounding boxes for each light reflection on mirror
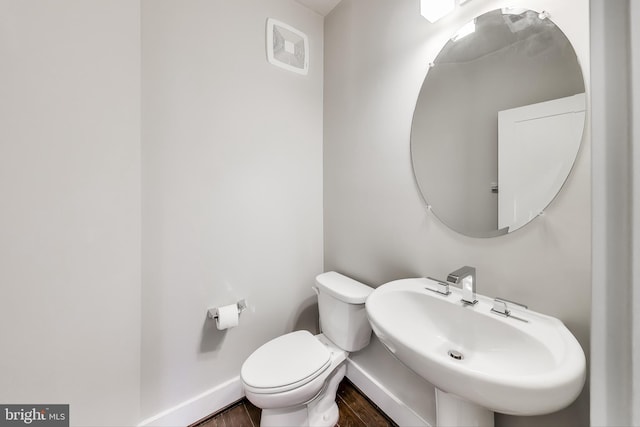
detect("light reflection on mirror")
[411,9,585,238]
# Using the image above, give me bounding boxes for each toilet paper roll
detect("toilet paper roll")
[215,304,239,330]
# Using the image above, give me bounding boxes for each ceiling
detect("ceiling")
[294,0,343,16]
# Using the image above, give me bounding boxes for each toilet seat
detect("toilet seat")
[241,330,332,394]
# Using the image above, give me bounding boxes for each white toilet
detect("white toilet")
[240,271,373,427]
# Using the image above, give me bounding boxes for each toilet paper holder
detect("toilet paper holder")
[207,299,247,320]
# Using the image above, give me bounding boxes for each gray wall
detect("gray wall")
[590,0,640,425]
[324,0,590,425]
[0,1,141,425]
[141,0,324,419]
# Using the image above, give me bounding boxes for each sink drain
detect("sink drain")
[448,350,464,360]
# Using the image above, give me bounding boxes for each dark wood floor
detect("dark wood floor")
[191,378,397,427]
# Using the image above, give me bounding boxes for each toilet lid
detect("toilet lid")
[241,330,331,391]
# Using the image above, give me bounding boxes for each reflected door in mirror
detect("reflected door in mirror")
[497,93,586,232]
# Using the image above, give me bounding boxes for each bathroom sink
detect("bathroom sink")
[365,278,586,416]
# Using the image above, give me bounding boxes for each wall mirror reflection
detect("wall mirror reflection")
[411,8,586,238]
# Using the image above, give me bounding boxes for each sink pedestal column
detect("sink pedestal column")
[436,389,494,427]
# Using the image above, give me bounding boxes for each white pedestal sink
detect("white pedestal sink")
[365,278,586,427]
[436,389,493,427]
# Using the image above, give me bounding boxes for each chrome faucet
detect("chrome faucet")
[447,266,477,305]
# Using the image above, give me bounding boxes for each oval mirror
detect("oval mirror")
[411,8,586,237]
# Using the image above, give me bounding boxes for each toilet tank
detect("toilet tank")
[315,271,373,352]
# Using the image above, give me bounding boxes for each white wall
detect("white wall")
[324,0,590,426]
[141,0,324,421]
[590,0,639,425]
[0,1,141,426]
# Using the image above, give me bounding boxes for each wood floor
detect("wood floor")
[191,378,397,427]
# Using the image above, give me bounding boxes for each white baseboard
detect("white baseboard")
[138,360,430,427]
[346,358,432,427]
[137,376,243,427]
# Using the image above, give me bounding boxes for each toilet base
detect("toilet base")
[259,363,346,427]
[260,405,309,427]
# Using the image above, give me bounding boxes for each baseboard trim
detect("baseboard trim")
[137,376,243,427]
[138,360,430,427]
[346,358,431,427]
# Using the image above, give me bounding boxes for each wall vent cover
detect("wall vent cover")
[266,18,308,75]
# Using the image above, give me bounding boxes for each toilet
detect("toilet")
[240,271,373,427]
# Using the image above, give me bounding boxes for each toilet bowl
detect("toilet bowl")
[240,272,373,427]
